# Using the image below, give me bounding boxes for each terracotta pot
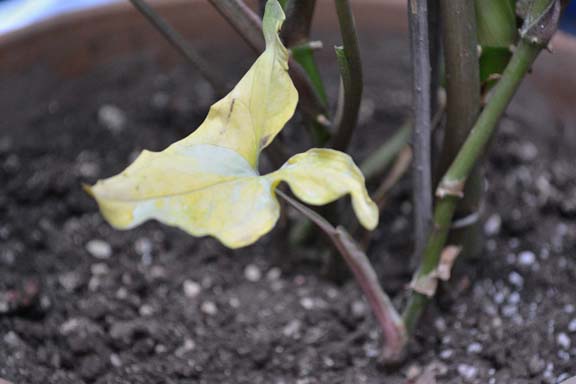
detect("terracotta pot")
[0,0,574,130]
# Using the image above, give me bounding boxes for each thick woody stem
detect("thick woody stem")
[436,0,482,259]
[407,0,433,264]
[403,0,560,334]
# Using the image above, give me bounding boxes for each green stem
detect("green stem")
[403,196,457,333]
[282,0,327,105]
[282,0,331,145]
[436,0,482,259]
[331,0,363,152]
[291,43,328,107]
[129,0,227,96]
[403,31,551,334]
[474,0,517,90]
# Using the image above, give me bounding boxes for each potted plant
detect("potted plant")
[5,2,571,382]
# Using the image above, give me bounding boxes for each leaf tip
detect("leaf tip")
[82,183,94,197]
[263,0,286,47]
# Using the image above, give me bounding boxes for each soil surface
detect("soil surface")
[1,33,575,384]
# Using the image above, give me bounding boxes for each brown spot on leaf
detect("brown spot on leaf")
[226,98,236,123]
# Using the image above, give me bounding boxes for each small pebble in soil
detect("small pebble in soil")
[467,342,483,354]
[58,272,83,292]
[528,355,546,375]
[405,364,422,380]
[175,339,196,357]
[4,331,22,347]
[543,362,554,380]
[508,271,524,288]
[440,349,454,360]
[364,342,380,358]
[228,297,240,308]
[300,297,315,310]
[244,264,262,282]
[110,354,122,368]
[484,214,502,236]
[59,318,81,335]
[85,239,112,259]
[494,291,506,305]
[557,332,571,349]
[568,319,576,332]
[183,280,201,298]
[457,364,478,381]
[501,305,517,318]
[139,304,154,317]
[434,318,447,332]
[98,104,127,133]
[322,356,335,368]
[91,263,109,276]
[0,247,15,265]
[508,292,520,305]
[557,350,570,361]
[282,319,302,339]
[563,304,575,314]
[518,250,536,266]
[77,161,100,178]
[115,287,128,300]
[266,267,281,281]
[201,301,218,315]
[351,300,367,318]
[134,237,153,261]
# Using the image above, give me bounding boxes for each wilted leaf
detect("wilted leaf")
[86,0,378,249]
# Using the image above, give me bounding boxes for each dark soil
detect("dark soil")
[1,33,575,384]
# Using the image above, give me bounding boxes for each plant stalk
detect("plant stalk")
[403,0,560,334]
[407,0,433,263]
[277,190,406,361]
[436,0,482,259]
[331,0,363,152]
[208,0,263,52]
[282,0,316,47]
[282,0,327,105]
[282,0,330,145]
[129,0,227,96]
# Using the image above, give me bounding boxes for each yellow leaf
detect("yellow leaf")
[269,149,378,231]
[86,0,378,249]
[176,0,297,168]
